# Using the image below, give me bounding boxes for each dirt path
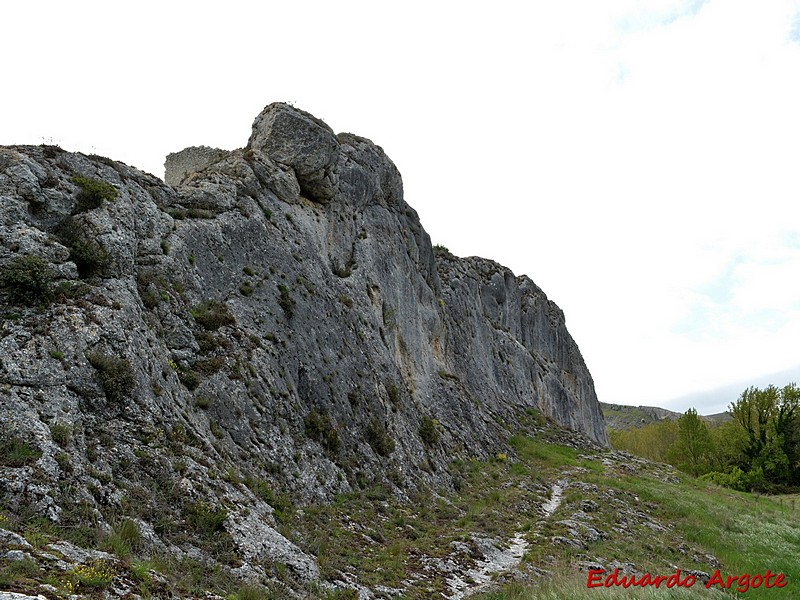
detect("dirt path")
[447,478,568,598]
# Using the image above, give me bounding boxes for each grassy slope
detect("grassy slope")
[287,413,800,598]
[2,412,798,598]
[473,452,800,598]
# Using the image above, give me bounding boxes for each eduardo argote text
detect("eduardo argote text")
[587,567,787,593]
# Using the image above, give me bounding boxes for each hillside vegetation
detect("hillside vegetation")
[3,410,798,598]
[609,384,800,494]
[599,403,730,433]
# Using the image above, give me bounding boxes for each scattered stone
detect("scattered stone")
[580,500,599,512]
[46,540,114,564]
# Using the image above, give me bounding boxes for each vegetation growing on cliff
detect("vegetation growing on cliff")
[0,255,54,304]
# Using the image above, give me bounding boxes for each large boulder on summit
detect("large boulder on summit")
[247,102,340,202]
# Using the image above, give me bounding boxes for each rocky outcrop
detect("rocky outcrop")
[164,146,230,187]
[0,102,606,595]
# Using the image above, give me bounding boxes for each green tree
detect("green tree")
[667,408,713,476]
[774,383,800,484]
[708,420,748,472]
[608,419,677,462]
[727,383,800,488]
[730,385,777,461]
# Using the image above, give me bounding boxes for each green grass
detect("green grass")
[286,425,800,598]
[480,449,800,599]
[607,476,800,596]
[0,557,42,590]
[509,435,580,467]
[475,574,719,598]
[0,437,42,467]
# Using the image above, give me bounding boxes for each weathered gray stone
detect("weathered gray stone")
[0,528,33,550]
[226,508,319,582]
[46,540,115,564]
[248,102,339,202]
[0,592,48,600]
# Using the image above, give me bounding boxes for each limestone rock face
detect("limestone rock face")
[0,103,607,593]
[248,102,340,202]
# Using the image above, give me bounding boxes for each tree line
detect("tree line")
[608,383,800,492]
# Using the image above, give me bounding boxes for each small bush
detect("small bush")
[304,410,341,454]
[699,466,761,492]
[193,356,225,376]
[191,300,235,330]
[348,390,361,406]
[386,383,400,410]
[195,330,221,353]
[277,284,295,318]
[69,237,111,278]
[366,418,395,457]
[87,352,135,402]
[50,422,71,447]
[178,369,200,390]
[419,415,440,446]
[64,560,115,591]
[71,175,118,212]
[0,437,42,467]
[58,218,112,278]
[55,451,72,473]
[104,519,141,558]
[382,304,397,330]
[187,208,215,219]
[137,272,164,309]
[184,501,227,537]
[332,263,352,278]
[194,396,212,410]
[0,255,54,304]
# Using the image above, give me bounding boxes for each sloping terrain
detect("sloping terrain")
[600,403,731,432]
[4,411,798,599]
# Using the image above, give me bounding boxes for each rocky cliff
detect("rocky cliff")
[0,103,606,596]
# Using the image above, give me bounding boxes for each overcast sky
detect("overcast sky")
[4,1,799,414]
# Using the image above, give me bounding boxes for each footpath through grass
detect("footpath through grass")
[477,451,800,599]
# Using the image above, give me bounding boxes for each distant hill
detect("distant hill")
[600,402,732,431]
